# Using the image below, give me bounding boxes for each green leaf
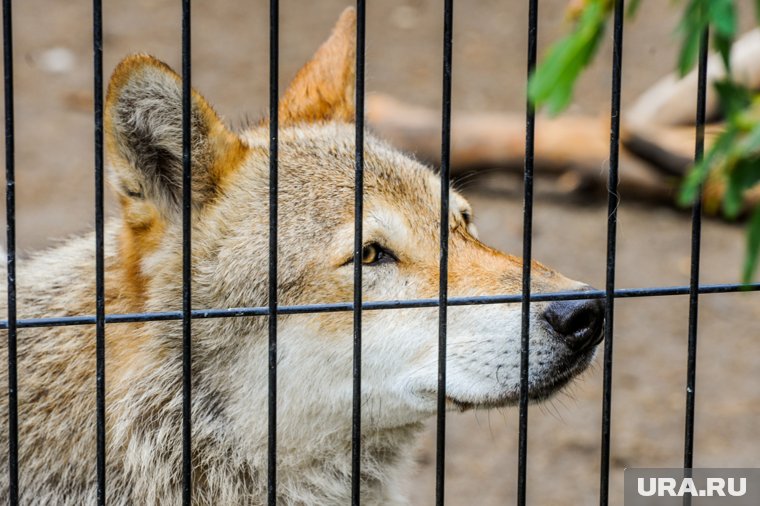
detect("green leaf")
[710,0,736,72]
[678,0,735,75]
[742,206,760,283]
[706,0,736,37]
[723,159,760,218]
[678,160,710,205]
[678,128,738,206]
[677,0,702,75]
[713,32,733,73]
[529,0,609,114]
[735,117,760,152]
[677,20,703,76]
[627,0,642,17]
[713,79,752,117]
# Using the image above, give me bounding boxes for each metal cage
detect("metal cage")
[2,1,759,505]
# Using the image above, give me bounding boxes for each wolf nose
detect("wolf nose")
[543,296,604,351]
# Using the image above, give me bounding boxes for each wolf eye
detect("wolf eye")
[362,244,378,264]
[360,243,396,266]
[342,243,397,267]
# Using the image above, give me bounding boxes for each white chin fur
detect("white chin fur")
[259,302,596,429]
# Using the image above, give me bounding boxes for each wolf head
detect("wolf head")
[104,8,602,436]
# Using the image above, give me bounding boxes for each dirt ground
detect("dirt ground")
[1,1,759,505]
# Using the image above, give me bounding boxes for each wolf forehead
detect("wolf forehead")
[237,124,469,227]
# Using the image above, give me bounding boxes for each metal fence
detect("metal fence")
[2,1,760,505]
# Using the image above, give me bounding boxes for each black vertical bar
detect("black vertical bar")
[2,0,17,503]
[267,0,279,504]
[351,1,366,504]
[683,26,709,485]
[599,1,625,504]
[516,0,538,503]
[435,0,453,504]
[181,0,192,503]
[93,0,106,503]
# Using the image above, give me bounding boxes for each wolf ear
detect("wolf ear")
[105,54,247,218]
[279,8,356,125]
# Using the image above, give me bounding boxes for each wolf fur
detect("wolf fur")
[0,8,597,505]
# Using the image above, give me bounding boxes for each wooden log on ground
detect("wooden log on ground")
[366,93,676,204]
[623,29,760,177]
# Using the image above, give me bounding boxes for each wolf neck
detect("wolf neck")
[204,372,423,503]
[108,338,423,505]
[126,388,422,504]
[271,422,421,505]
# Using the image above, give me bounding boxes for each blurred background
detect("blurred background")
[1,0,759,504]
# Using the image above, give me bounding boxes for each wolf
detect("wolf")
[0,8,603,505]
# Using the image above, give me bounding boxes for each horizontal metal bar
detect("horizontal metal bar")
[1,282,757,330]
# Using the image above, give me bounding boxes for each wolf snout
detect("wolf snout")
[542,293,604,351]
